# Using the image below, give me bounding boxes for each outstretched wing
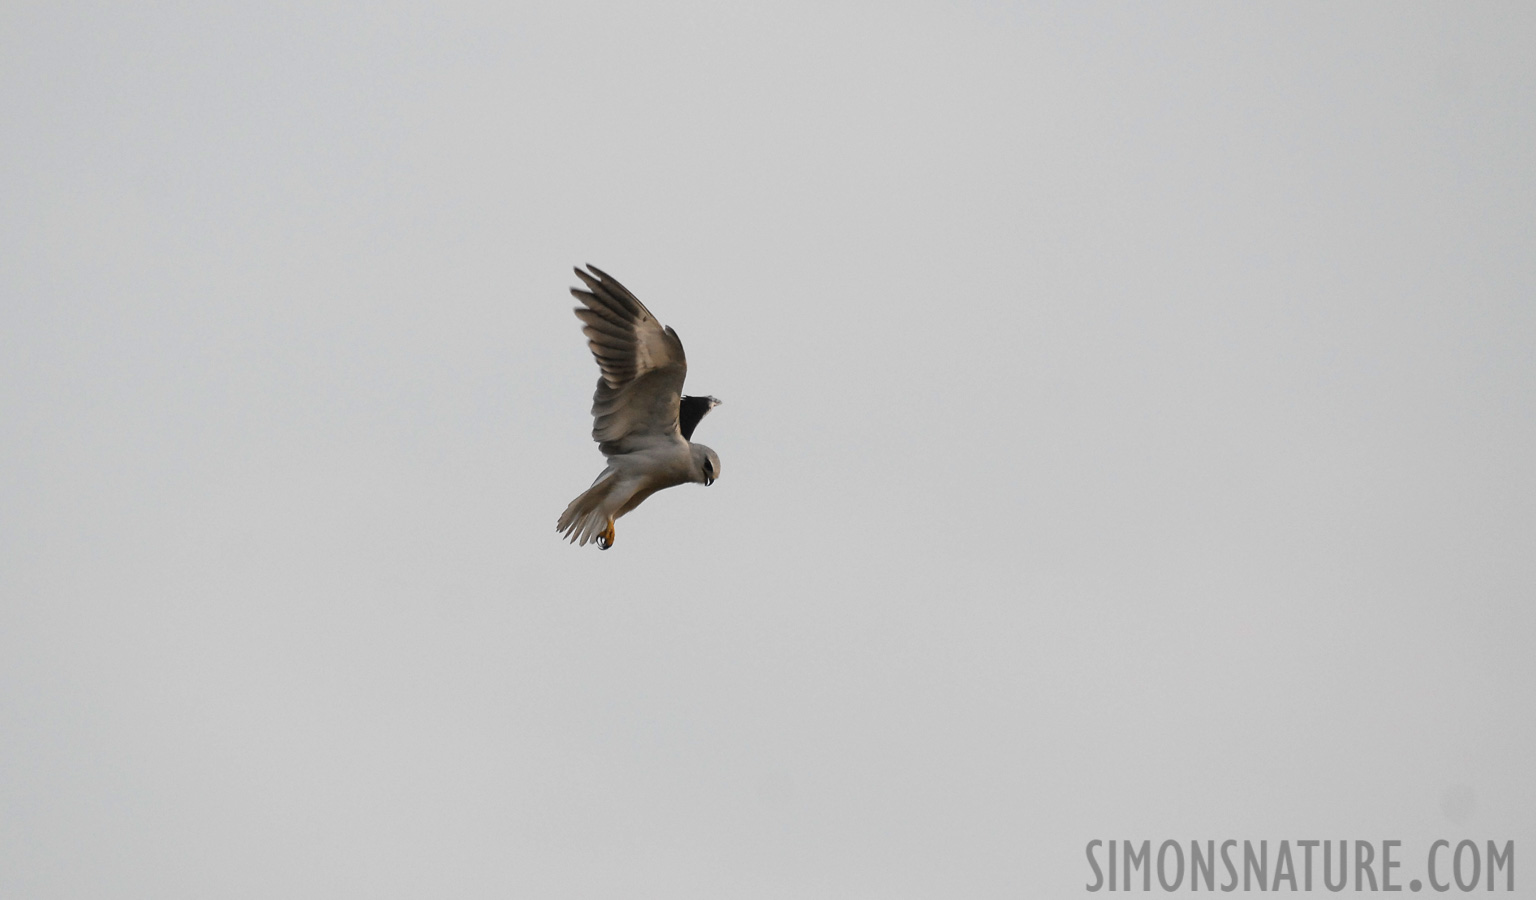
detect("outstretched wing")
[571,265,687,456]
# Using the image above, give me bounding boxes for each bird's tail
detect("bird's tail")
[556,469,622,547]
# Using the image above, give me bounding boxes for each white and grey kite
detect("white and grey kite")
[556,265,722,549]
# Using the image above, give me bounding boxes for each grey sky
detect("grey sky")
[3,2,1533,896]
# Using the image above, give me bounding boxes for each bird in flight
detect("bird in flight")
[556,265,722,549]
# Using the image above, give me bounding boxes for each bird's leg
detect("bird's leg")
[597,518,615,550]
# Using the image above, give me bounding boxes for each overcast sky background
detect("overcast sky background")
[3,2,1534,896]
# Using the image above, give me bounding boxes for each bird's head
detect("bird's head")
[691,444,722,486]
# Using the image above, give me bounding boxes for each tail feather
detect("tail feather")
[556,471,623,546]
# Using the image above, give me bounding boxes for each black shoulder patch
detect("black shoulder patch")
[679,395,718,441]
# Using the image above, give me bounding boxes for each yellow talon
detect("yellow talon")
[597,519,615,550]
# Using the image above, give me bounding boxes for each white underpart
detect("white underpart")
[558,434,701,546]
